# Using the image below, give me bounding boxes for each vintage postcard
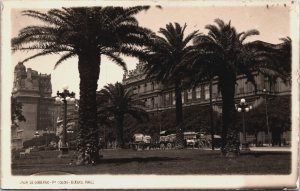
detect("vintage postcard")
[1,0,299,189]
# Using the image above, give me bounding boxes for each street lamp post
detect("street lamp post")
[55,85,75,156]
[263,88,271,146]
[236,98,252,151]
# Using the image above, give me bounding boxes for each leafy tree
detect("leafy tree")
[12,7,152,164]
[97,82,148,148]
[143,23,199,148]
[266,95,291,145]
[123,104,222,143]
[186,19,291,156]
[11,97,26,126]
[236,95,291,146]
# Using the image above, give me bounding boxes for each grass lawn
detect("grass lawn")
[12,149,291,175]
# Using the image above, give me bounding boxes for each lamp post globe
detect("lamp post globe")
[66,96,71,102]
[240,98,246,104]
[55,96,61,102]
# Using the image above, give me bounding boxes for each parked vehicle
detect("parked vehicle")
[131,133,152,150]
[159,130,176,149]
[205,134,222,148]
[159,130,221,149]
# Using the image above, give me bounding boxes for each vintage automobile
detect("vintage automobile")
[131,133,152,150]
[159,130,221,149]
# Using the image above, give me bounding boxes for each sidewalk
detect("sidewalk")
[250,146,291,152]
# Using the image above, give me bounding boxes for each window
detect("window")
[187,89,193,100]
[151,97,154,108]
[205,85,210,100]
[196,87,201,99]
[239,87,244,94]
[172,92,175,105]
[137,85,140,93]
[144,83,148,92]
[165,93,170,106]
[151,82,155,90]
[182,92,185,103]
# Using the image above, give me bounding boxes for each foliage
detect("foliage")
[12,7,152,164]
[143,22,200,148]
[122,105,222,143]
[11,97,26,125]
[23,133,59,148]
[97,82,149,148]
[236,95,291,145]
[185,19,291,156]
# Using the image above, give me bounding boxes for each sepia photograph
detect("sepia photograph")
[1,0,299,189]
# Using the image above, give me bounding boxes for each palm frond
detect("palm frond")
[103,52,127,72]
[239,29,259,43]
[54,52,77,69]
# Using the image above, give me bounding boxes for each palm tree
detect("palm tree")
[97,82,149,148]
[186,19,291,156]
[143,23,199,148]
[12,7,152,164]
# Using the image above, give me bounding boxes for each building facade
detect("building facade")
[11,62,79,149]
[123,62,290,112]
[12,62,55,149]
[123,62,291,144]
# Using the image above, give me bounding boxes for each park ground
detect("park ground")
[12,149,291,175]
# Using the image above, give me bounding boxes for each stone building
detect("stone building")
[11,62,79,149]
[11,62,55,149]
[123,62,291,144]
[123,62,290,112]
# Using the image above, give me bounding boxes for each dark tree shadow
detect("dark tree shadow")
[240,151,291,157]
[99,156,181,164]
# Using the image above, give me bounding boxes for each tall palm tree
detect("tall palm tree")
[97,82,149,148]
[11,7,152,164]
[186,19,291,157]
[143,23,199,148]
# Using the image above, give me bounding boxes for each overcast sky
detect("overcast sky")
[11,4,290,98]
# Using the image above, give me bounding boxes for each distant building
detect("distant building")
[11,62,55,147]
[122,62,291,144]
[123,62,290,112]
[11,62,78,149]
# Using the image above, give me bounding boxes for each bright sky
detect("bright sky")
[11,4,291,98]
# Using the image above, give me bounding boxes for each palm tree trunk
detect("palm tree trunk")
[76,48,101,165]
[220,76,239,157]
[174,80,184,149]
[116,115,125,149]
